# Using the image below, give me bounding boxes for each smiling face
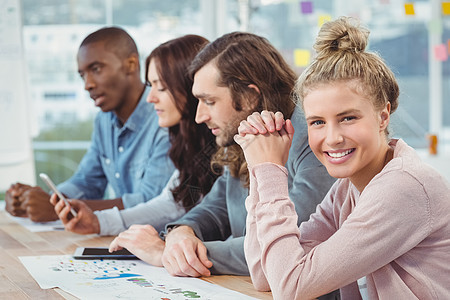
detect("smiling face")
[146,59,182,128]
[303,81,391,191]
[192,62,253,147]
[77,41,131,114]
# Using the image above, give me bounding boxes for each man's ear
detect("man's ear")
[244,84,261,110]
[125,54,139,74]
[247,84,260,95]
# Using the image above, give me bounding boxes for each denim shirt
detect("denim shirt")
[165,106,336,275]
[58,87,174,208]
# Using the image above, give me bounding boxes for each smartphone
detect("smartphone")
[39,173,78,218]
[73,247,137,259]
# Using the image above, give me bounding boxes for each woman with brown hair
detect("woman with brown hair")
[53,35,221,245]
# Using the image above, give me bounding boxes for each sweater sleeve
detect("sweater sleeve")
[244,163,271,291]
[251,163,432,300]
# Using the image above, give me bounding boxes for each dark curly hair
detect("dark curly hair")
[145,35,222,211]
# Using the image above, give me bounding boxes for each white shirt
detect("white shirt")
[95,170,187,236]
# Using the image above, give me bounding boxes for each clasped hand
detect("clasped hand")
[234,110,294,167]
[5,183,58,222]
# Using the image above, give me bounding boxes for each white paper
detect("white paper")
[7,214,65,232]
[19,255,258,300]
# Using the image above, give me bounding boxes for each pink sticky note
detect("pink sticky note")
[434,44,448,61]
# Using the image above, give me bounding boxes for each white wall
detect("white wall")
[0,0,35,190]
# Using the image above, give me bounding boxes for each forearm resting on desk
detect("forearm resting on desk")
[83,198,124,210]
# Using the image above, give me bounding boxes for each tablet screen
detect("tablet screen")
[73,247,137,259]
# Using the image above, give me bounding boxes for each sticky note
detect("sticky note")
[294,49,311,67]
[404,3,415,15]
[300,1,313,14]
[428,19,443,35]
[434,44,448,61]
[442,2,450,15]
[318,14,332,27]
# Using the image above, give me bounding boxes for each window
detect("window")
[14,0,450,193]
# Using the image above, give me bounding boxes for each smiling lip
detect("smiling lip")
[325,148,355,164]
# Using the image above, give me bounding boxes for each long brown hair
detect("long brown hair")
[145,35,221,210]
[188,32,297,186]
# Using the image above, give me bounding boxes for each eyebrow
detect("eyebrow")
[305,109,362,121]
[193,92,211,99]
[78,61,101,73]
[336,108,362,116]
[148,78,160,84]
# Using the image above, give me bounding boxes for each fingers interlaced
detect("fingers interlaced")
[248,112,267,134]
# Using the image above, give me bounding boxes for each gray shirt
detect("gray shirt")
[166,107,336,275]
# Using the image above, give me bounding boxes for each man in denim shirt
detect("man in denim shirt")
[5,27,174,222]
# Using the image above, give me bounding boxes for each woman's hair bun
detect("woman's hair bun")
[314,16,369,60]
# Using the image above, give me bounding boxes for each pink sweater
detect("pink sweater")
[244,139,450,299]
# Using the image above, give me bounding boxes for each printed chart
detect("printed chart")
[20,255,257,300]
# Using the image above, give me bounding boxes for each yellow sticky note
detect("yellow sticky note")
[405,3,415,15]
[318,14,332,27]
[442,2,450,15]
[294,49,311,67]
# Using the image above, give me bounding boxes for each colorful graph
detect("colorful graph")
[19,255,258,300]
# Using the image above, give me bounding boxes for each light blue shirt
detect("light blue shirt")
[58,87,174,208]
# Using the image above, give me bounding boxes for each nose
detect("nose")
[83,73,95,91]
[325,124,344,146]
[195,101,210,124]
[147,88,158,103]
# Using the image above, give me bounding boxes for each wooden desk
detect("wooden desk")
[0,211,272,299]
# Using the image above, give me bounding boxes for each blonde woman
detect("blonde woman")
[236,17,450,299]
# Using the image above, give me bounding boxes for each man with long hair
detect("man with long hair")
[111,32,336,283]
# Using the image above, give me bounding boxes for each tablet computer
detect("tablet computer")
[73,247,137,259]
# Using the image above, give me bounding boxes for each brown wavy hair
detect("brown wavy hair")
[145,35,222,211]
[188,32,297,186]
